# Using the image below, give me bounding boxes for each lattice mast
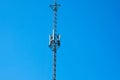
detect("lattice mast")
[49,0,60,80]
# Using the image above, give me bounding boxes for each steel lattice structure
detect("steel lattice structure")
[49,0,60,80]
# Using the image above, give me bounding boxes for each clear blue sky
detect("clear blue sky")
[0,0,120,80]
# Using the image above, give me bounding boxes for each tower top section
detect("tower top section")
[49,0,60,51]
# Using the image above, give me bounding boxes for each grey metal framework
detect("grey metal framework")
[49,0,60,80]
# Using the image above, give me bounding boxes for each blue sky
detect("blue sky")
[0,0,120,80]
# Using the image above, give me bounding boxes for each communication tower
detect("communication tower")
[49,0,61,80]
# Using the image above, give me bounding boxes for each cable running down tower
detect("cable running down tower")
[49,0,60,80]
